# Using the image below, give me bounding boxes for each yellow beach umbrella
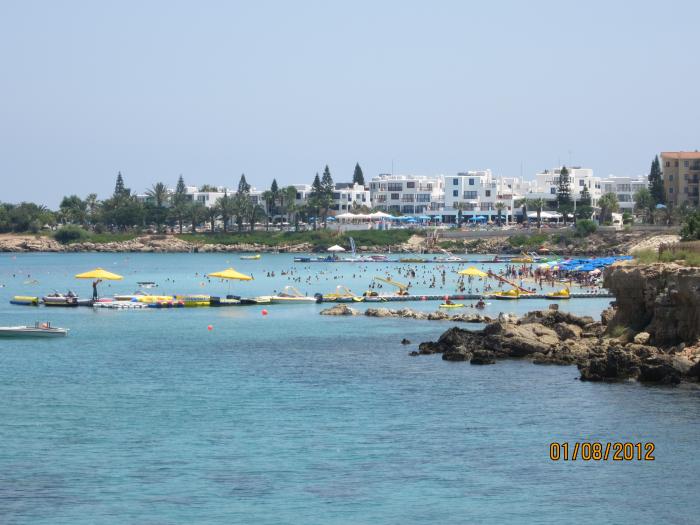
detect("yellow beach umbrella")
[75,268,124,280]
[207,268,253,281]
[458,267,488,278]
[75,267,123,300]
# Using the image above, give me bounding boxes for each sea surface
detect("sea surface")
[0,253,698,524]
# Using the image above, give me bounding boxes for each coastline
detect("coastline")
[0,231,680,255]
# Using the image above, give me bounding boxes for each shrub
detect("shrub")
[53,225,88,244]
[575,219,597,237]
[680,211,700,241]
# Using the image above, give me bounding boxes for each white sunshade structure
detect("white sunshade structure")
[327,245,346,252]
[527,211,563,219]
[369,211,393,219]
[335,212,371,221]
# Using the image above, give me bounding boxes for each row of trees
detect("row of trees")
[0,163,367,234]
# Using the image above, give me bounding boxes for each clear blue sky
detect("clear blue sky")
[1,0,698,206]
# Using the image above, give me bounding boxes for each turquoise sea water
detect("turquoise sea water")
[1,253,698,524]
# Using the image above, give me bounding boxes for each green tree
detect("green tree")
[495,201,505,226]
[308,173,323,230]
[320,165,334,225]
[575,186,594,221]
[205,205,219,233]
[113,171,130,201]
[680,209,700,240]
[146,182,169,232]
[557,166,571,207]
[634,187,654,224]
[648,155,665,205]
[598,192,619,224]
[353,163,365,186]
[59,195,88,226]
[216,192,235,233]
[526,198,545,229]
[188,202,206,233]
[282,185,299,230]
[199,184,219,192]
[233,174,251,232]
[170,175,189,233]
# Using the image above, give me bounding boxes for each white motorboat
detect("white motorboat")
[0,321,69,337]
[268,286,317,304]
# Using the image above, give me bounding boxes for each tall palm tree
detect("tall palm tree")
[205,205,218,233]
[598,192,619,224]
[495,201,505,226]
[216,192,235,233]
[261,190,273,231]
[146,182,169,208]
[526,198,545,229]
[283,186,299,230]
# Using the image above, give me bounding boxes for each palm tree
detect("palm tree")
[283,186,299,230]
[598,192,619,224]
[146,182,169,208]
[261,190,274,231]
[495,201,505,226]
[188,202,206,233]
[515,198,528,227]
[205,205,218,233]
[455,202,464,226]
[526,198,545,229]
[216,192,235,233]
[249,204,265,232]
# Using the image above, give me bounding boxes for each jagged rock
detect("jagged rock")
[638,356,681,384]
[633,332,651,345]
[554,323,582,341]
[483,321,560,356]
[601,307,615,326]
[578,345,641,382]
[320,304,358,316]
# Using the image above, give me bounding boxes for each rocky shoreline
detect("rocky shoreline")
[0,231,678,255]
[320,263,700,385]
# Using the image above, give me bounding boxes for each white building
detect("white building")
[527,167,602,206]
[330,183,370,214]
[368,174,445,215]
[600,175,648,211]
[442,170,522,223]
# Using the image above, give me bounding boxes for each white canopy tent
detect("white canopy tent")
[327,245,346,252]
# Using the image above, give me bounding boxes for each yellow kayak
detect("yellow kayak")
[439,303,464,308]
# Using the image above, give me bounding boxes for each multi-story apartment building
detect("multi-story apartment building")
[368,174,445,215]
[600,175,648,211]
[661,151,700,207]
[442,170,522,223]
[330,183,370,213]
[527,167,601,205]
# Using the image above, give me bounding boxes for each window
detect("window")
[390,193,400,200]
[452,190,458,197]
[685,161,690,167]
[406,181,415,189]
[388,183,403,191]
[332,192,340,200]
[669,175,674,181]
[579,179,585,186]
[375,195,386,203]
[416,193,430,202]
[468,178,475,186]
[402,194,414,202]
[463,191,478,199]
[402,205,414,214]
[485,190,491,197]
[550,187,556,194]
[665,161,670,167]
[452,179,458,186]
[675,161,679,167]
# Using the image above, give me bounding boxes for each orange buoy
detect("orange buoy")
[261,309,268,316]
[207,325,213,331]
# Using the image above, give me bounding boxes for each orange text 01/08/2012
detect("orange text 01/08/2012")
[549,442,655,461]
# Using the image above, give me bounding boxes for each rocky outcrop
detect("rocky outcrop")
[363,307,491,323]
[320,304,358,316]
[416,307,700,385]
[603,263,700,347]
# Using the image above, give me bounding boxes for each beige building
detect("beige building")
[661,151,700,207]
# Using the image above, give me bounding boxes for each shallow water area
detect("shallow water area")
[0,253,698,524]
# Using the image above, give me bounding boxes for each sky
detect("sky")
[1,0,699,207]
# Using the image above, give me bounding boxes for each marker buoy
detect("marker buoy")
[261,309,268,316]
[421,296,427,301]
[207,325,213,331]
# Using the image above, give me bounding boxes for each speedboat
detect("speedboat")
[137,281,158,289]
[0,321,68,337]
[269,286,317,304]
[437,256,464,262]
[42,292,80,307]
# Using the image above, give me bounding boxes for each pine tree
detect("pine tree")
[174,175,186,205]
[353,163,365,186]
[557,166,571,206]
[237,174,250,194]
[648,155,665,205]
[579,185,592,206]
[114,172,126,198]
[309,173,323,230]
[321,165,334,195]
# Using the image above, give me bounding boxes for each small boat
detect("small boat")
[0,321,68,337]
[94,301,149,309]
[399,258,426,263]
[209,297,241,307]
[241,297,272,305]
[240,254,261,260]
[293,256,311,263]
[439,303,464,308]
[438,256,464,263]
[318,285,357,302]
[269,286,317,304]
[545,288,571,300]
[489,288,521,300]
[137,281,158,289]
[43,292,80,307]
[10,296,39,306]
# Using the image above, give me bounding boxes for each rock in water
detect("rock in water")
[401,338,411,345]
[320,304,358,316]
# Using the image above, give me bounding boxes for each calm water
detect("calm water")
[1,253,698,524]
